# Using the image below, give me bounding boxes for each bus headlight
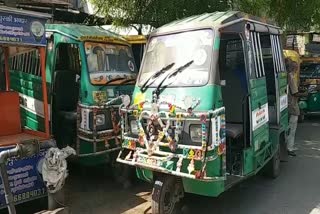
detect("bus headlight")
[190,125,202,143]
[130,120,139,135]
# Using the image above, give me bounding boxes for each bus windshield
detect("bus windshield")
[85,42,137,85]
[138,29,213,87]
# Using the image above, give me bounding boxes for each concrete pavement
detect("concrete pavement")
[3,117,320,214]
[64,117,320,214]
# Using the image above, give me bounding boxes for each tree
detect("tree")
[89,0,230,34]
[231,0,270,18]
[90,0,320,33]
[232,0,320,32]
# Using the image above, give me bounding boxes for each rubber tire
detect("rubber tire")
[151,176,183,214]
[264,145,281,179]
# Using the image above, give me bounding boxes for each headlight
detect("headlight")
[96,114,105,126]
[130,120,139,135]
[190,125,202,143]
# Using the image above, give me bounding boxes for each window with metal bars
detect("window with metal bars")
[9,49,41,76]
[55,43,81,74]
[250,31,265,78]
[270,35,285,73]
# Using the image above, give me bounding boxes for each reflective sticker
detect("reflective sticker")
[133,92,145,105]
[128,140,136,150]
[187,159,195,174]
[280,94,288,112]
[176,157,183,172]
[128,60,135,71]
[169,104,176,115]
[183,148,189,157]
[188,149,195,159]
[92,91,107,104]
[252,104,269,131]
[195,150,203,160]
[158,131,165,141]
[200,114,206,123]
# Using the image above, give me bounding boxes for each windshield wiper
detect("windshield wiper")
[155,60,193,93]
[119,77,136,85]
[140,62,175,91]
[99,77,126,90]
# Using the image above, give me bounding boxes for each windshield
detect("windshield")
[85,42,137,85]
[138,29,213,87]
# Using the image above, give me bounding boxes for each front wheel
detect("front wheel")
[152,175,184,214]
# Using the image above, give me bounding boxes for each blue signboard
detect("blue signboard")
[0,143,52,208]
[0,12,47,46]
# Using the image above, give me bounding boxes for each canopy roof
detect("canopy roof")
[152,11,279,36]
[46,24,129,45]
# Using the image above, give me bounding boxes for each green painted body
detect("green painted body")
[300,92,320,112]
[9,24,136,166]
[278,72,289,131]
[133,77,285,197]
[118,11,288,198]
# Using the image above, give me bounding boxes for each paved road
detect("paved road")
[64,117,320,214]
[3,117,320,214]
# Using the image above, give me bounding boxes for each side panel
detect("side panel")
[278,72,289,131]
[9,51,49,132]
[250,77,269,153]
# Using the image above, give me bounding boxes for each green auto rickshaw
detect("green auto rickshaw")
[117,11,289,213]
[299,57,320,121]
[8,24,138,166]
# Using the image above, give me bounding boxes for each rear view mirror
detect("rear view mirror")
[220,80,226,86]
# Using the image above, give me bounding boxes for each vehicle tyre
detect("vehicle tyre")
[264,145,281,179]
[151,175,184,214]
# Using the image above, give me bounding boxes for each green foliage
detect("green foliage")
[89,0,230,32]
[270,0,320,32]
[232,0,320,32]
[90,0,320,32]
[231,0,270,17]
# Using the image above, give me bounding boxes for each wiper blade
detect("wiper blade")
[99,77,126,90]
[140,62,175,91]
[119,78,136,85]
[155,60,193,92]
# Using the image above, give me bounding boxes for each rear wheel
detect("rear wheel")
[264,145,280,178]
[151,175,184,214]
